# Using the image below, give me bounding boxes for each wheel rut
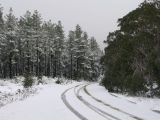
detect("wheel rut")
[84,84,143,120]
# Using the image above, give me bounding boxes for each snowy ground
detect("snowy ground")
[0,78,39,108]
[85,83,160,120]
[0,79,160,120]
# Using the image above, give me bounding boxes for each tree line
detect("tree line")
[101,0,160,96]
[0,6,102,82]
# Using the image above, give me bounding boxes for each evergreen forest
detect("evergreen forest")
[101,0,160,96]
[0,6,102,83]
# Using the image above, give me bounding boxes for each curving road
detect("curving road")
[61,84,88,120]
[61,83,144,120]
[83,85,143,120]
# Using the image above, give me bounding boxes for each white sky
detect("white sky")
[0,0,144,49]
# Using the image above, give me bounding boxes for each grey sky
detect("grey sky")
[1,0,144,49]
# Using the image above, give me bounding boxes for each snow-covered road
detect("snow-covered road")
[62,84,143,120]
[84,84,160,120]
[0,83,80,120]
[0,82,160,120]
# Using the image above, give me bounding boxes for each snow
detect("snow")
[0,80,22,94]
[0,78,41,108]
[0,80,80,120]
[0,79,160,120]
[78,86,135,120]
[65,84,107,120]
[86,83,160,120]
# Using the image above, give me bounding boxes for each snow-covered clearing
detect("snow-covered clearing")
[0,79,160,120]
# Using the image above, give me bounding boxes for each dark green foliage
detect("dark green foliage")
[55,79,61,84]
[23,72,33,88]
[101,1,160,96]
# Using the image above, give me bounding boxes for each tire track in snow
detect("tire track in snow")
[109,93,137,104]
[61,84,88,120]
[75,84,121,120]
[152,110,160,114]
[84,84,143,120]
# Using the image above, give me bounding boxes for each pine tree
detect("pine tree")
[74,24,83,80]
[89,37,102,81]
[5,8,18,78]
[80,32,89,80]
[18,11,34,77]
[32,10,42,79]
[0,5,5,77]
[42,20,55,77]
[67,30,75,79]
[54,21,65,78]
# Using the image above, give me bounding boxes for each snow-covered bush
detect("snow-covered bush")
[23,73,34,88]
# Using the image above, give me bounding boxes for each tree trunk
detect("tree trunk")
[70,54,73,79]
[9,53,12,79]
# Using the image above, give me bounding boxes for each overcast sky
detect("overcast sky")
[1,0,144,49]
